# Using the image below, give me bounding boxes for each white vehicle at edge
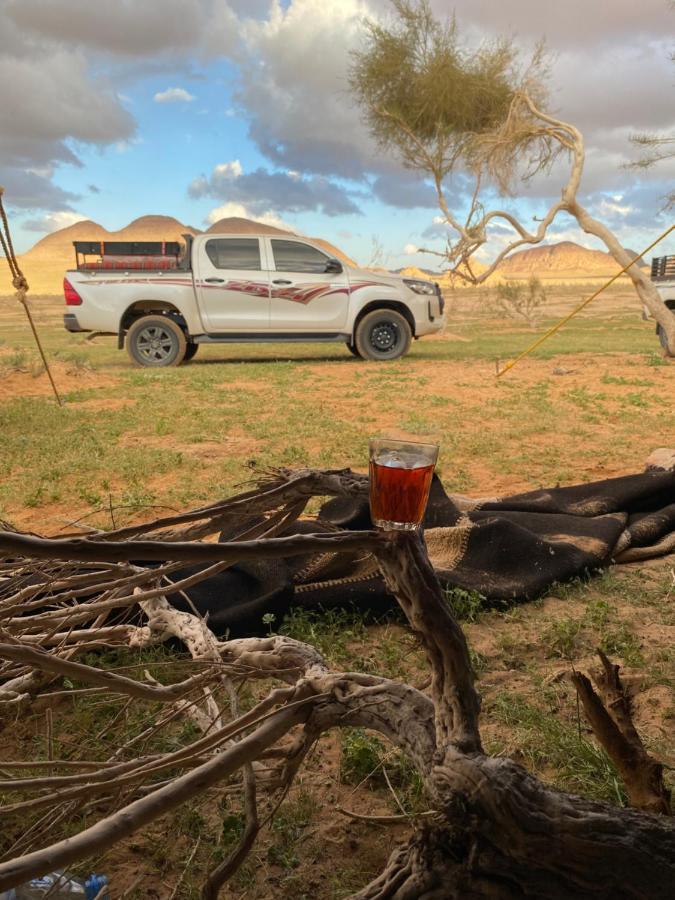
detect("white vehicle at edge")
[63,233,446,366]
[649,255,675,351]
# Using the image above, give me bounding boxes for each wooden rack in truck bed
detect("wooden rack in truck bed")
[651,255,675,282]
[73,240,186,272]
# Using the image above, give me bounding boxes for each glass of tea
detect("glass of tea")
[368,438,439,530]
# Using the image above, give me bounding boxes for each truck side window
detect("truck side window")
[271,240,329,274]
[205,238,260,270]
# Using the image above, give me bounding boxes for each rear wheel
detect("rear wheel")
[126,316,187,367]
[354,309,412,361]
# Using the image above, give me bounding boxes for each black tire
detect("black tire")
[347,342,362,358]
[184,342,199,361]
[354,309,412,361]
[126,315,187,367]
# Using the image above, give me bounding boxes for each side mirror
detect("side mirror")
[324,258,343,274]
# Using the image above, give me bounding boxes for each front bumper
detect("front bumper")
[63,313,87,333]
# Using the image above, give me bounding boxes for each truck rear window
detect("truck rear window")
[206,238,261,270]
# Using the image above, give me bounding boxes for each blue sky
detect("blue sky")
[2,0,674,267]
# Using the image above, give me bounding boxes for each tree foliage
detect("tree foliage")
[349,0,550,188]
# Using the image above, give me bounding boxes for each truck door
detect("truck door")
[195,237,270,332]
[268,239,350,331]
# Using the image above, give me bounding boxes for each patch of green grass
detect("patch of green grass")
[268,791,316,870]
[646,351,668,366]
[601,373,653,387]
[280,607,374,667]
[489,692,626,805]
[599,624,644,666]
[544,617,585,659]
[1,350,28,370]
[444,587,488,623]
[340,728,425,812]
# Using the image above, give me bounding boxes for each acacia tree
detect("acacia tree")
[349,0,675,355]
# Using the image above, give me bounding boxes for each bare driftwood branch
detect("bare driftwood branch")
[571,650,671,815]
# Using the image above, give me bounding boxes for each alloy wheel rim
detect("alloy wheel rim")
[136,325,175,362]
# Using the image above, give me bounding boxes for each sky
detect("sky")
[1,0,674,269]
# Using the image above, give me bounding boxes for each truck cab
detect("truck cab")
[63,233,445,366]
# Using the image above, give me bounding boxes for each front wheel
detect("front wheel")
[354,309,412,361]
[126,316,187,367]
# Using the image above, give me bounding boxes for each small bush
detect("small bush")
[444,587,488,622]
[490,277,546,327]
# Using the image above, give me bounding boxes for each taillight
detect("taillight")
[63,278,82,305]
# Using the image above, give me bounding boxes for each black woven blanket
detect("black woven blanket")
[167,468,675,636]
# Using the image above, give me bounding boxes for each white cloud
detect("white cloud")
[213,160,242,178]
[403,243,419,255]
[153,87,195,103]
[23,210,87,233]
[595,199,634,218]
[205,201,294,232]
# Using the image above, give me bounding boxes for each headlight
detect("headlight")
[403,278,436,295]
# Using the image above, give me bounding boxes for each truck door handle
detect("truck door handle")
[204,277,225,283]
[272,279,292,285]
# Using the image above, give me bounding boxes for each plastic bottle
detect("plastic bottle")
[84,876,109,900]
[0,872,108,899]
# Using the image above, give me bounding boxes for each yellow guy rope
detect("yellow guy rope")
[496,222,675,378]
[0,187,63,406]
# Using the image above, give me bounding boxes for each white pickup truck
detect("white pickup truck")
[651,255,675,349]
[63,233,445,366]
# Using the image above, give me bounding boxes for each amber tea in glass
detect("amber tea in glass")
[369,438,439,530]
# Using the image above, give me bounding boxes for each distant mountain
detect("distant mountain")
[8,214,354,293]
[492,241,648,280]
[392,266,440,276]
[206,216,290,237]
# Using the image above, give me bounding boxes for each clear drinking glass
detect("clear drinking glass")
[368,438,439,530]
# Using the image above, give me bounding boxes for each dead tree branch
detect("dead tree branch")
[571,650,671,815]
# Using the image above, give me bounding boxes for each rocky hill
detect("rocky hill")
[487,241,647,282]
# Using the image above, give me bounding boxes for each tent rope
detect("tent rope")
[0,187,63,406]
